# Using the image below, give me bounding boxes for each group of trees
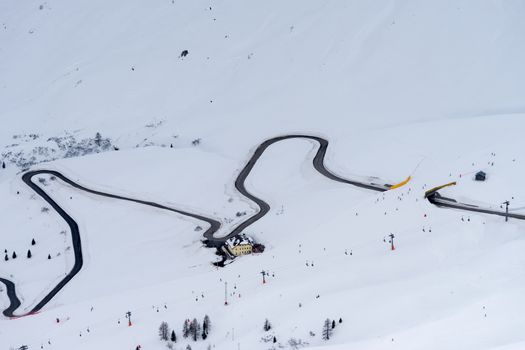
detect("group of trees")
[4,239,36,261]
[183,315,210,340]
[158,315,211,344]
[322,318,342,340]
[161,314,339,347]
[263,317,320,348]
[262,319,277,344]
[158,322,175,342]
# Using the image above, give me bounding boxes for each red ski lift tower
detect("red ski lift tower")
[388,233,395,251]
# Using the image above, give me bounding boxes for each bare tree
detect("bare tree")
[183,319,190,338]
[94,132,102,146]
[263,318,272,331]
[189,318,201,341]
[159,321,169,341]
[322,319,332,340]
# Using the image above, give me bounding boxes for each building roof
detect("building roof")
[225,234,254,248]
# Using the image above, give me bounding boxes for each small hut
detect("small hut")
[475,171,486,181]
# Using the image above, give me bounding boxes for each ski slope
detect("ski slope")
[1,0,525,349]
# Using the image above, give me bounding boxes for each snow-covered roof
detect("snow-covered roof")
[225,234,254,248]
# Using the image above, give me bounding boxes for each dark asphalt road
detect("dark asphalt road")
[227,135,391,238]
[2,135,522,318]
[1,135,394,318]
[427,192,525,220]
[1,169,222,317]
[0,277,21,317]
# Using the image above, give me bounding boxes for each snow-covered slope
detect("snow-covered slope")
[1,0,525,160]
[1,0,525,349]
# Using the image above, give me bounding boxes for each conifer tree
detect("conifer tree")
[203,315,210,335]
[31,238,36,245]
[27,249,32,259]
[170,330,177,342]
[12,251,17,259]
[4,254,8,261]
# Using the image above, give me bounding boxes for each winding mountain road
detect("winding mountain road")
[225,135,390,240]
[0,135,392,317]
[2,134,522,318]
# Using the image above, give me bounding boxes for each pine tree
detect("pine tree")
[31,238,36,245]
[12,251,16,259]
[263,318,272,331]
[332,320,336,329]
[4,254,8,261]
[1,161,5,169]
[322,319,332,340]
[159,321,169,341]
[27,250,32,259]
[203,315,210,336]
[183,319,190,338]
[339,318,343,323]
[170,330,177,342]
[48,254,51,260]
[273,336,277,343]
